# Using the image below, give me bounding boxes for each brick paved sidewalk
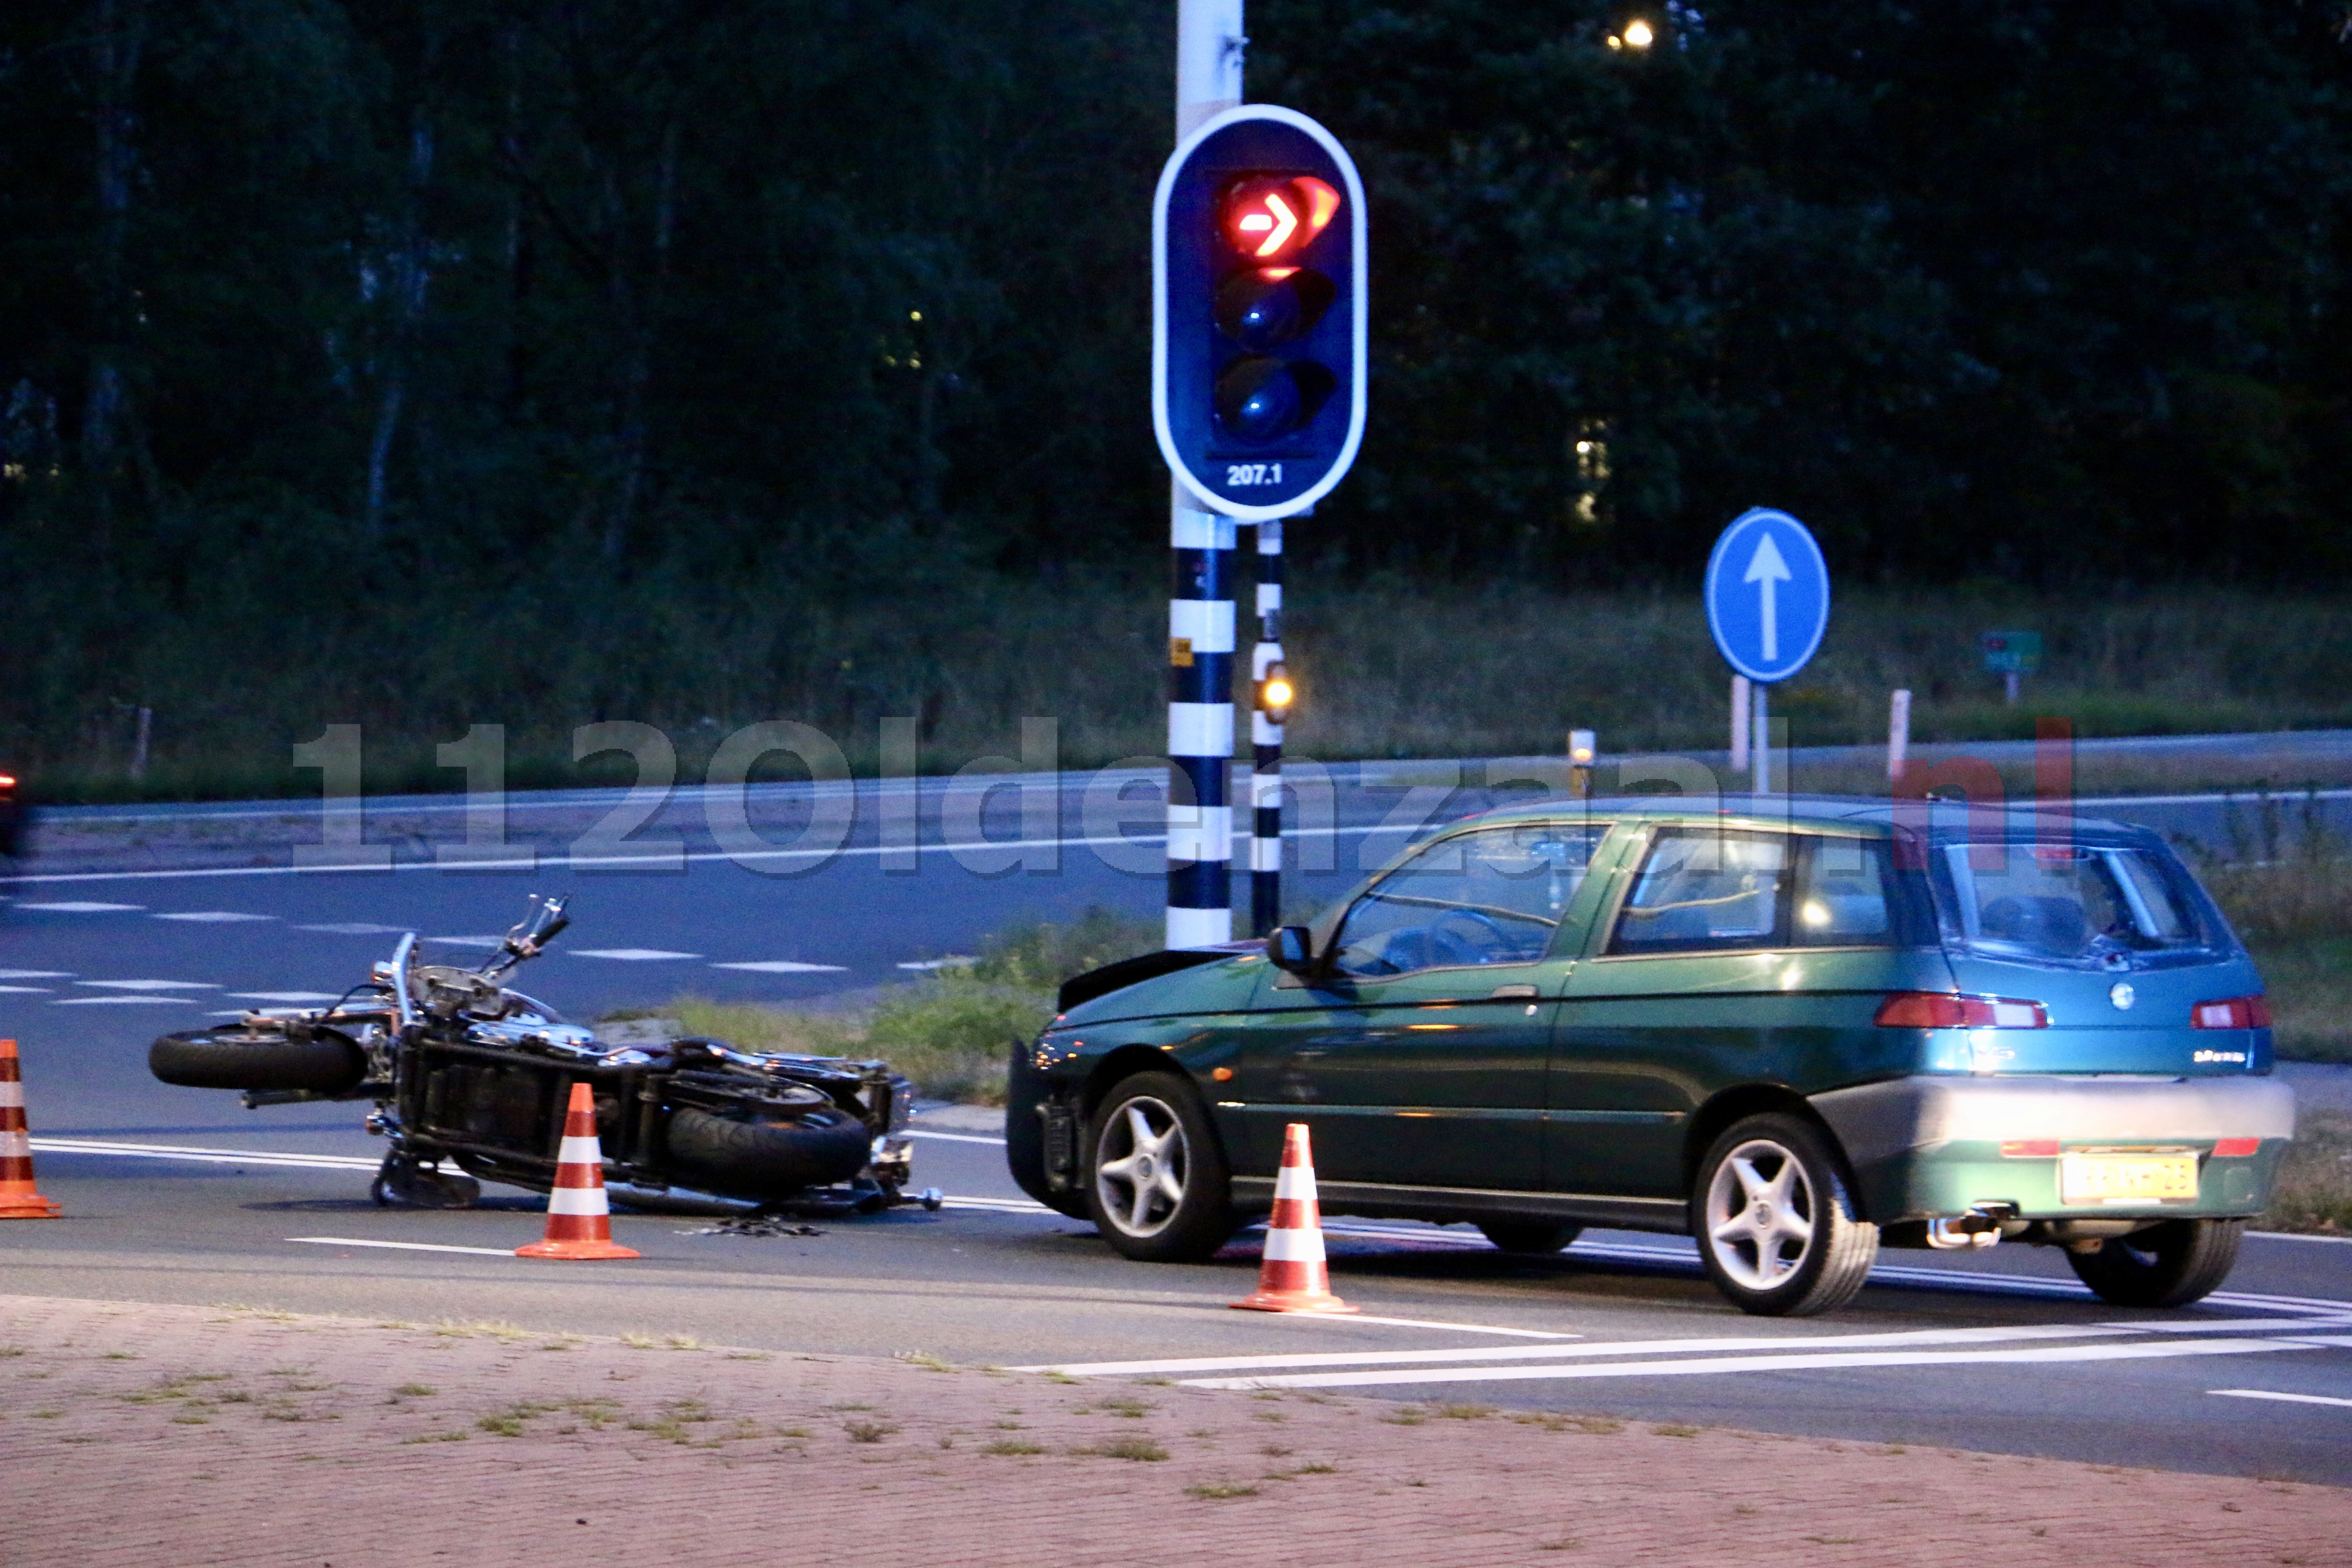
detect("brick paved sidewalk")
[1,1294,2345,1568]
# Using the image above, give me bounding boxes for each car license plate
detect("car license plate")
[2059,1153,2199,1205]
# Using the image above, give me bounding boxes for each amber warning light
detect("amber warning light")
[1223,176,1341,260]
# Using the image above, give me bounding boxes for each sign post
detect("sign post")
[1704,508,1831,795]
[1981,631,2042,707]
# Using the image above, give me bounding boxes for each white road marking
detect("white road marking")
[1180,1335,2321,1391]
[710,960,849,974]
[1311,1315,1582,1339]
[568,949,703,961]
[288,1237,517,1257]
[18,900,144,912]
[0,985,52,993]
[32,1138,380,1171]
[52,995,199,1005]
[153,911,276,922]
[938,1194,1054,1213]
[0,969,72,979]
[1018,1323,2135,1379]
[227,991,343,1003]
[77,978,221,991]
[897,958,976,971]
[296,922,408,935]
[427,936,505,948]
[2249,1230,2352,1246]
[2210,1388,2352,1410]
[906,1130,1005,1146]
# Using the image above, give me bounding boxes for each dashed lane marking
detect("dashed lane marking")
[76,978,220,990]
[0,969,72,979]
[152,911,276,922]
[288,1237,517,1257]
[295,922,407,935]
[52,995,199,1005]
[16,900,144,911]
[567,949,704,961]
[710,960,850,974]
[1179,1335,2328,1392]
[2210,1388,2352,1410]
[227,991,345,1003]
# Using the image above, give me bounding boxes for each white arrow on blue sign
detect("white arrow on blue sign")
[1704,508,1830,685]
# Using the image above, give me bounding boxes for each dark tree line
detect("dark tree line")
[3,0,2351,619]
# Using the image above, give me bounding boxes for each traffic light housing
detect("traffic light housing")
[1155,106,1366,521]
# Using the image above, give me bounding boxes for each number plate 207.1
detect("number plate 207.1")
[2058,1153,2200,1205]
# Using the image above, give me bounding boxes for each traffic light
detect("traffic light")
[1155,106,1366,521]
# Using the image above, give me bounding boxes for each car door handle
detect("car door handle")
[1488,983,1540,1000]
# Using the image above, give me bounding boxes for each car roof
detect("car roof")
[1457,793,2154,845]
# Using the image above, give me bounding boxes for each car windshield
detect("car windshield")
[1936,842,2225,967]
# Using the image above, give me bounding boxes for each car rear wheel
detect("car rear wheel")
[1084,1071,1235,1263]
[1694,1114,1879,1317]
[2065,1218,2243,1308]
[1479,1220,1582,1255]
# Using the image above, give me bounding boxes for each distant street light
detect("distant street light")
[1609,18,1655,49]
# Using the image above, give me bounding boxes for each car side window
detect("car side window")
[1330,824,1607,979]
[1792,835,1897,947]
[1609,828,1789,954]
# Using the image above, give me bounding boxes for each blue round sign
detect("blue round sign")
[1704,508,1830,685]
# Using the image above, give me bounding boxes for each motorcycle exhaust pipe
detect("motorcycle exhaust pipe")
[602,1181,764,1217]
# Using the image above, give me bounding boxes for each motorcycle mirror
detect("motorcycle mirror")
[1265,925,1315,974]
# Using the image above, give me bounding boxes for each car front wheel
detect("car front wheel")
[1084,1071,1236,1263]
[1693,1113,1879,1317]
[2065,1218,2243,1308]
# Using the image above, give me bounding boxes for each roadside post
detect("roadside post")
[1155,9,1366,947]
[1704,508,1830,796]
[1888,688,1911,786]
[1982,631,2041,706]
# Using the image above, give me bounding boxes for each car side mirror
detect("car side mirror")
[1266,926,1315,974]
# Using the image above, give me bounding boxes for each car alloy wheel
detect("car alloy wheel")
[1703,1137,1817,1292]
[1693,1112,1878,1317]
[1094,1094,1191,1240]
[1083,1070,1237,1263]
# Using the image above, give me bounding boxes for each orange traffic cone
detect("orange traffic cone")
[0,1039,61,1219]
[1231,1122,1354,1314]
[517,1082,638,1260]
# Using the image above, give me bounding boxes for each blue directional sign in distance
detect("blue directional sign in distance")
[1704,508,1830,685]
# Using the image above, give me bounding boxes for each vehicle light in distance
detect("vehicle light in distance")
[1999,1139,2061,1158]
[2191,995,2271,1029]
[2211,1137,2260,1158]
[1874,992,2049,1029]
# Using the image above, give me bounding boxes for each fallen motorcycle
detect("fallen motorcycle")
[149,894,929,1215]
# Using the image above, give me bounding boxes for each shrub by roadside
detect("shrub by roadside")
[668,908,1161,1108]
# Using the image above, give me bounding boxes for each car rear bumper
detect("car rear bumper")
[1810,1073,2297,1224]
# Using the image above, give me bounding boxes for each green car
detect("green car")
[1006,797,2295,1317]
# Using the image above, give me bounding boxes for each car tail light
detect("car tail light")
[2191,995,2271,1030]
[2211,1137,2260,1158]
[2000,1139,2061,1158]
[1874,992,2049,1029]
[0,774,15,789]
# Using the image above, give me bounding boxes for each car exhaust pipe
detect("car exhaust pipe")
[1924,1207,2004,1250]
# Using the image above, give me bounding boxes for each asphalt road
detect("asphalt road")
[3,751,2349,1485]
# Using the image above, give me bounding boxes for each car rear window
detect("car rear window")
[1934,842,2230,968]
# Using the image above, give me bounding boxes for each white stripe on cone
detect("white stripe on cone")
[1264,1225,1326,1265]
[1274,1164,1317,1201]
[557,1136,603,1167]
[548,1184,611,1218]
[0,1083,23,1108]
[0,1130,28,1158]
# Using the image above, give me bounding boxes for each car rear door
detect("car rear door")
[1550,824,1914,1202]
[1232,822,1608,1192]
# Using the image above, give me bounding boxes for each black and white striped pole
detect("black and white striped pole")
[1248,516,1292,936]
[1167,497,1237,949]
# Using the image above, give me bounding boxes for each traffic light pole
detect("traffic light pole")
[1247,515,1285,936]
[1167,0,1246,950]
